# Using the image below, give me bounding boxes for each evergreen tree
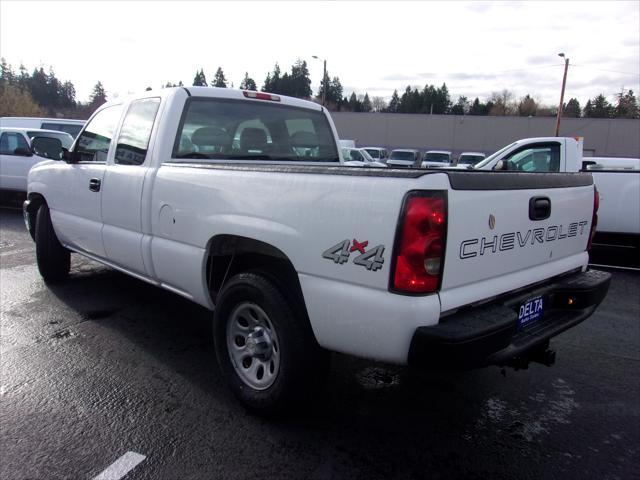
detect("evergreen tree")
[388,90,400,113]
[432,83,450,114]
[348,92,360,112]
[29,67,49,107]
[212,67,227,88]
[317,72,343,106]
[0,58,14,87]
[584,94,613,118]
[518,94,538,116]
[262,63,281,93]
[289,59,312,98]
[563,98,581,117]
[361,93,372,112]
[89,81,107,107]
[239,72,257,91]
[60,81,76,109]
[615,89,639,119]
[450,95,470,115]
[583,99,594,117]
[469,97,483,115]
[192,69,207,86]
[17,64,29,90]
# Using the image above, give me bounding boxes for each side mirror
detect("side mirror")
[62,147,81,163]
[31,136,63,160]
[494,160,507,171]
[13,147,33,157]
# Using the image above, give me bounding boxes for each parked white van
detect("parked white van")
[0,117,85,138]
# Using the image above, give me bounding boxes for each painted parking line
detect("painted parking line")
[92,452,146,480]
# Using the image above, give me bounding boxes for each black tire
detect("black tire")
[35,203,70,282]
[213,272,329,414]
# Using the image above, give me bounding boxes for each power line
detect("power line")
[570,64,640,77]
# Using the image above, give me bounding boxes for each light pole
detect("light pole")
[312,55,327,106]
[555,52,569,136]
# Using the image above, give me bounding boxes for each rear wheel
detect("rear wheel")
[35,203,70,282]
[213,272,328,414]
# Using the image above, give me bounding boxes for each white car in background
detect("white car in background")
[0,117,85,138]
[342,148,387,167]
[456,152,486,167]
[421,150,452,168]
[0,128,74,192]
[362,147,389,163]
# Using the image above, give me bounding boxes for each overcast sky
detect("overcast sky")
[1,1,639,106]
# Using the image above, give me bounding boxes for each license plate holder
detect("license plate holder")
[518,296,544,330]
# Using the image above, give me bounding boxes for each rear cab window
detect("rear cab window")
[172,98,339,163]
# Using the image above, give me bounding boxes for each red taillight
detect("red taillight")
[243,91,281,102]
[391,192,447,294]
[587,185,599,250]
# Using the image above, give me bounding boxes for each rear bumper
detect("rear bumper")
[408,269,611,369]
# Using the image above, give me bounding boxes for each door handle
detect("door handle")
[89,178,101,192]
[529,196,551,221]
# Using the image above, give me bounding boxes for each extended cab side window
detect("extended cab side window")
[503,143,561,172]
[75,105,123,162]
[0,132,30,155]
[115,98,161,165]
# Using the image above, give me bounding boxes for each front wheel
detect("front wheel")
[213,272,328,414]
[35,203,70,282]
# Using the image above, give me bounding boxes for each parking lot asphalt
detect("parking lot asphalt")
[1,206,638,480]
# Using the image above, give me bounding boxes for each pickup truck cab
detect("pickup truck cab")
[362,147,389,163]
[475,137,639,249]
[387,148,421,168]
[456,152,486,167]
[0,127,74,192]
[421,150,452,168]
[24,88,610,413]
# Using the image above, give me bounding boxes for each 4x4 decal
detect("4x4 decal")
[322,239,385,271]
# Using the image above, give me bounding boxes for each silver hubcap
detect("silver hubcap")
[226,302,280,390]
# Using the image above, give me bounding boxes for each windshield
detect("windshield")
[389,151,415,161]
[364,148,380,159]
[359,149,375,162]
[458,154,485,165]
[27,130,74,149]
[474,142,518,169]
[424,152,450,162]
[173,98,339,162]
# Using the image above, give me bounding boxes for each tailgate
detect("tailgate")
[439,172,595,312]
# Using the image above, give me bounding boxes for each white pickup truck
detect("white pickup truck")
[474,137,640,250]
[24,88,610,413]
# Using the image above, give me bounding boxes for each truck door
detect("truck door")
[101,97,161,275]
[48,105,123,258]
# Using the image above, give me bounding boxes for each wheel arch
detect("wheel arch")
[205,234,315,339]
[25,192,47,241]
